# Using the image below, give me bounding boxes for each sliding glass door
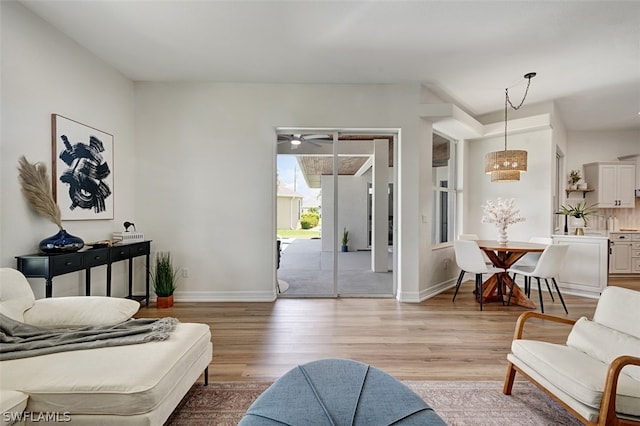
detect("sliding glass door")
[276,129,396,298]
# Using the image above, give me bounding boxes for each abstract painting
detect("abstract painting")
[52,114,114,220]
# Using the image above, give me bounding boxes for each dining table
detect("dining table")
[475,240,548,309]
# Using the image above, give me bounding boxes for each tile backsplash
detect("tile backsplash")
[596,197,640,231]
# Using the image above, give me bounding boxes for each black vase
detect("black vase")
[39,229,84,253]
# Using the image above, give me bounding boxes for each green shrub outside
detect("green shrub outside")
[301,212,320,228]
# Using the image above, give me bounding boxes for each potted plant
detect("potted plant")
[558,201,597,235]
[567,169,581,190]
[341,227,349,252]
[150,251,179,308]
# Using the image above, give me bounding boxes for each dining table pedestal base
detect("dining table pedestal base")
[476,240,547,310]
[480,273,536,309]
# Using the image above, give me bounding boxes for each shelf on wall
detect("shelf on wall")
[565,189,594,198]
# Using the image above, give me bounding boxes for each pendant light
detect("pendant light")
[485,72,536,182]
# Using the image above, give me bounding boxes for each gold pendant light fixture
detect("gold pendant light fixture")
[485,72,536,182]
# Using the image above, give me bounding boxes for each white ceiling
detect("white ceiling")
[20,0,640,132]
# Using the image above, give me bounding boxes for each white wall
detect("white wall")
[134,82,432,301]
[566,130,640,173]
[0,2,136,298]
[465,128,555,241]
[321,172,371,252]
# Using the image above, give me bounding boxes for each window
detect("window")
[431,134,457,244]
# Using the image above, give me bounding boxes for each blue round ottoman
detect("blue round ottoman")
[238,358,446,425]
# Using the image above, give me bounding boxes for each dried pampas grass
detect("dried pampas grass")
[17,156,62,230]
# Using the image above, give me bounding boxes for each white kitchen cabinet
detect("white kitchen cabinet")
[610,238,632,273]
[584,162,636,208]
[633,235,640,273]
[609,233,640,275]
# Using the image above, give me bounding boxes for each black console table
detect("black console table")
[16,240,151,306]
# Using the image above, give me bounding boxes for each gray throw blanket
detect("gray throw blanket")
[0,313,178,361]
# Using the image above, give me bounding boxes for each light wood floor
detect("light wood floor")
[136,277,639,383]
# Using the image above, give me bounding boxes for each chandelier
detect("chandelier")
[485,72,536,182]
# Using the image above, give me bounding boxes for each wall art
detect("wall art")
[52,114,114,220]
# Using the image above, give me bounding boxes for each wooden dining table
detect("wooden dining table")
[475,240,548,309]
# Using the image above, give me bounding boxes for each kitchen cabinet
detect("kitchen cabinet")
[584,162,636,208]
[609,233,640,275]
[633,236,640,273]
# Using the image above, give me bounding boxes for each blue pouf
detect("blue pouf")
[238,358,446,425]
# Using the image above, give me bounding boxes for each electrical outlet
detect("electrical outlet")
[444,259,449,270]
[182,268,189,278]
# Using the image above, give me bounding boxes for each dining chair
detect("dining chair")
[454,235,475,285]
[460,234,493,263]
[507,244,569,314]
[453,239,506,311]
[452,234,493,301]
[511,237,553,298]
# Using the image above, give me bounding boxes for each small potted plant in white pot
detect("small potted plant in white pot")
[150,251,179,308]
[567,169,581,190]
[559,201,597,235]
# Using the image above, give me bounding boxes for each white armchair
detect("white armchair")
[503,286,640,426]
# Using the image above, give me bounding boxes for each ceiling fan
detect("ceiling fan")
[277,134,331,148]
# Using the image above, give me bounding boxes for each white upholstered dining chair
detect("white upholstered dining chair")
[507,244,569,314]
[453,239,506,311]
[511,237,553,298]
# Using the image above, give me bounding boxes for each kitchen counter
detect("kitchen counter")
[552,235,609,298]
[553,233,609,239]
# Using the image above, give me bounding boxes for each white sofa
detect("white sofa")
[0,268,212,425]
[503,286,640,426]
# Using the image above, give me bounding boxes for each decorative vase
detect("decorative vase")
[39,229,84,253]
[156,295,174,309]
[497,223,508,244]
[570,217,586,235]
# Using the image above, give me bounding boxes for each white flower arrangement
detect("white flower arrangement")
[481,198,526,226]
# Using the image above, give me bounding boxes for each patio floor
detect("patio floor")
[277,238,394,297]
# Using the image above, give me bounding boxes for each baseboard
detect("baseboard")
[167,290,277,302]
[418,278,456,301]
[397,278,455,302]
[151,281,455,304]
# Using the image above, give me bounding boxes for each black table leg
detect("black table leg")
[45,278,53,298]
[86,268,91,296]
[106,263,112,297]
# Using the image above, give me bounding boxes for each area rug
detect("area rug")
[166,381,582,425]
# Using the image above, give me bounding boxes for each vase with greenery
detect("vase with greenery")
[341,227,349,252]
[558,201,597,234]
[17,156,84,253]
[150,252,179,308]
[567,169,581,190]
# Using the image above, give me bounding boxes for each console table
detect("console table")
[16,240,151,306]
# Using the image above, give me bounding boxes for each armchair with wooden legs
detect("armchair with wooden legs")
[503,286,640,426]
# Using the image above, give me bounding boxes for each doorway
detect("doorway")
[275,129,397,297]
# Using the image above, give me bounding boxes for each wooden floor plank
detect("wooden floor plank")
[136,277,639,382]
